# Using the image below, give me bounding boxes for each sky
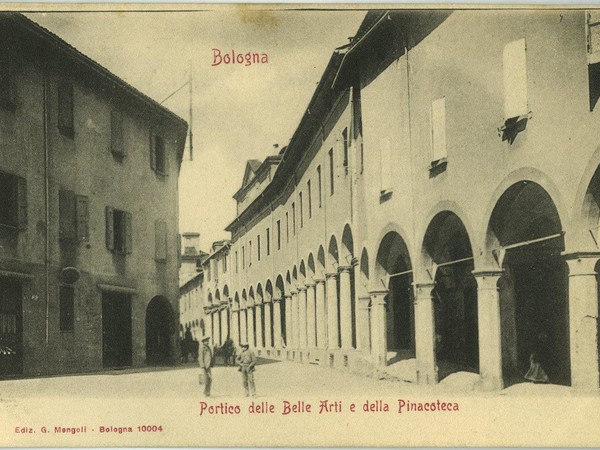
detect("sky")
[25,8,366,251]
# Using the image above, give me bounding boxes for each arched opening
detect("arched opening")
[234,293,241,344]
[423,212,478,381]
[241,290,248,344]
[328,236,341,347]
[342,225,357,349]
[487,181,568,386]
[276,275,286,346]
[146,296,174,365]
[266,280,274,347]
[376,232,415,364]
[257,284,265,348]
[249,287,256,347]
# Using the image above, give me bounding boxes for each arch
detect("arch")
[256,283,264,303]
[327,235,339,272]
[207,292,213,305]
[341,224,354,262]
[275,275,286,346]
[275,275,285,299]
[317,246,326,276]
[422,211,478,381]
[146,296,174,365]
[307,253,316,278]
[285,271,292,290]
[375,232,415,364]
[215,289,221,303]
[249,286,255,305]
[299,260,306,284]
[485,180,569,387]
[223,285,230,299]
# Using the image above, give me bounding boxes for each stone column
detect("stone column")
[220,307,228,343]
[231,308,240,345]
[273,297,282,349]
[473,270,504,390]
[284,294,292,348]
[414,282,437,385]
[339,266,353,349]
[291,290,299,349]
[369,290,388,366]
[326,272,339,349]
[248,305,256,347]
[240,308,247,345]
[298,287,308,349]
[255,304,263,349]
[358,295,371,352]
[264,300,273,348]
[315,279,326,348]
[214,311,222,346]
[306,283,316,348]
[566,253,600,390]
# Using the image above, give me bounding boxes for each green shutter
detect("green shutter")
[75,195,89,242]
[17,176,27,230]
[105,206,114,251]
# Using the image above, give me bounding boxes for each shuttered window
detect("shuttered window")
[59,285,75,332]
[59,189,89,242]
[111,110,125,156]
[150,132,168,175]
[155,220,167,261]
[58,78,74,137]
[0,171,26,230]
[105,207,132,254]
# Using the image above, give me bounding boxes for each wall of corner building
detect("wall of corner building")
[0,24,184,376]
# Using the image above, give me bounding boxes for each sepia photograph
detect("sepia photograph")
[2,4,600,447]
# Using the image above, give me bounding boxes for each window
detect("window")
[58,78,74,137]
[235,251,239,273]
[307,180,312,218]
[0,48,15,110]
[59,189,89,242]
[431,97,447,164]
[266,228,270,256]
[150,133,168,175]
[588,11,600,110]
[257,235,261,261]
[222,254,227,273]
[342,127,349,174]
[249,240,253,265]
[286,212,289,243]
[380,138,392,194]
[105,207,132,254]
[292,202,296,235]
[329,148,334,195]
[59,285,75,332]
[276,220,281,250]
[111,110,125,157]
[503,39,528,119]
[242,246,245,269]
[214,257,219,279]
[299,193,304,228]
[0,171,27,230]
[155,220,167,261]
[317,166,322,208]
[207,263,211,281]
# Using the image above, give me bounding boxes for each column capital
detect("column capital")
[369,289,389,297]
[284,294,292,300]
[273,297,283,303]
[338,265,353,273]
[413,281,436,291]
[314,278,325,285]
[290,290,299,296]
[472,269,504,278]
[305,282,316,289]
[263,296,273,303]
[298,286,307,292]
[565,252,600,276]
[325,272,338,279]
[358,295,371,309]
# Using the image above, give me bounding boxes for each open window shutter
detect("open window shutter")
[76,195,89,242]
[149,131,156,171]
[17,176,27,230]
[111,110,124,156]
[125,211,132,254]
[105,206,114,251]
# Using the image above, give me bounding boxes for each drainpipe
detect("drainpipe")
[43,65,50,344]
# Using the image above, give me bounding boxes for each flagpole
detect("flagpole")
[189,61,194,161]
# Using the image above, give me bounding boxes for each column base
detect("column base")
[480,374,503,391]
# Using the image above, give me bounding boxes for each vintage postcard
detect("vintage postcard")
[1,3,600,447]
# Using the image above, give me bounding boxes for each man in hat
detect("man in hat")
[236,342,256,397]
[199,336,213,397]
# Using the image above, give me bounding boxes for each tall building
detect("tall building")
[0,14,187,377]
[222,9,600,391]
[178,232,207,341]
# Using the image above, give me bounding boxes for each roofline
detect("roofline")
[233,155,283,201]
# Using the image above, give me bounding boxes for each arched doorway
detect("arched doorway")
[146,296,174,365]
[375,231,414,363]
[423,212,478,380]
[487,181,569,386]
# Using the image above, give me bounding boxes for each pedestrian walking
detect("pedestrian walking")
[199,336,213,397]
[236,342,256,397]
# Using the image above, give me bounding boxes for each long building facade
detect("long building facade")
[0,14,187,377]
[210,10,600,391]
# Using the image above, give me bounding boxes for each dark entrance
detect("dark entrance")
[146,296,173,365]
[0,277,22,377]
[102,291,132,368]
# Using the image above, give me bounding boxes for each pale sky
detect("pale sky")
[25,9,366,251]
